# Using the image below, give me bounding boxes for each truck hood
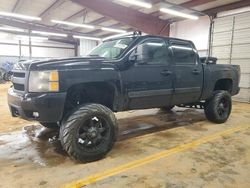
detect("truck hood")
[13,57,115,71]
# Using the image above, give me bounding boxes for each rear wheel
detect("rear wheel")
[60,103,118,162]
[204,90,232,124]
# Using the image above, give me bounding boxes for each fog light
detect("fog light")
[33,112,39,118]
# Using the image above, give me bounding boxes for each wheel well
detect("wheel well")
[64,82,115,115]
[214,79,233,93]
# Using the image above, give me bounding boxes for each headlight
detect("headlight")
[29,70,59,92]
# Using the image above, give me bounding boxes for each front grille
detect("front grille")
[13,72,25,78]
[12,70,26,92]
[13,83,25,91]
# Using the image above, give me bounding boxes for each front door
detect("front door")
[121,38,174,110]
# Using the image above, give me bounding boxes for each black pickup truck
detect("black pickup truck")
[8,33,240,162]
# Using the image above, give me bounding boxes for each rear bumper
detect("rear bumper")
[8,87,67,122]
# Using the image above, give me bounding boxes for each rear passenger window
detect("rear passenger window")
[171,43,196,65]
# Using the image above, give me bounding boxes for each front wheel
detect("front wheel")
[40,122,59,129]
[60,103,118,163]
[204,90,232,124]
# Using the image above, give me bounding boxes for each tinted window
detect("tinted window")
[88,38,133,59]
[171,43,196,64]
[135,39,171,64]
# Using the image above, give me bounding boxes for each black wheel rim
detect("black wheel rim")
[217,97,230,118]
[77,115,110,150]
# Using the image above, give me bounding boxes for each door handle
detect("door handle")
[161,70,172,76]
[192,69,200,75]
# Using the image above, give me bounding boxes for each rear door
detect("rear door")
[170,40,203,105]
[121,38,174,109]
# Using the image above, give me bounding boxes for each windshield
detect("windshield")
[88,38,134,59]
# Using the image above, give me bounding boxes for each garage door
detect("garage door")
[211,11,250,102]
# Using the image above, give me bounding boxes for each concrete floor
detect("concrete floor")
[0,83,250,188]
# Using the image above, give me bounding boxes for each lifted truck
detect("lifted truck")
[8,32,240,162]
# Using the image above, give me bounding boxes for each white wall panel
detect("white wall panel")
[234,88,250,102]
[211,46,231,59]
[213,16,234,33]
[0,39,75,58]
[212,11,250,102]
[232,44,250,59]
[32,47,74,58]
[231,59,250,74]
[80,39,98,56]
[0,44,19,56]
[212,31,232,46]
[234,11,250,30]
[216,59,230,65]
[170,16,210,51]
[233,28,250,44]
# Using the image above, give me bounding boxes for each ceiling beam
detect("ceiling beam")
[180,0,216,9]
[64,8,86,21]
[70,0,170,36]
[39,0,66,18]
[71,16,110,33]
[90,17,109,25]
[0,29,77,44]
[0,17,93,37]
[83,22,129,36]
[12,0,23,12]
[204,0,250,16]
[52,8,87,28]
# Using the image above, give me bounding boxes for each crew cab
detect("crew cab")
[8,32,240,162]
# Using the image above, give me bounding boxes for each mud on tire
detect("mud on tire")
[204,90,232,124]
[161,105,174,111]
[60,103,118,163]
[40,122,59,129]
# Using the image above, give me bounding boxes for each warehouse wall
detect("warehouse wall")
[211,9,250,102]
[170,8,250,103]
[0,37,75,65]
[79,39,98,56]
[170,16,210,57]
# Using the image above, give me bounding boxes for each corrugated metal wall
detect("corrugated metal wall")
[0,40,75,58]
[79,39,98,56]
[211,11,250,102]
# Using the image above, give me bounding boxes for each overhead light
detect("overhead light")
[102,32,133,41]
[101,27,127,33]
[117,0,152,9]
[73,35,101,41]
[32,30,67,37]
[0,11,41,21]
[159,8,199,20]
[15,35,48,41]
[51,20,95,29]
[0,27,25,32]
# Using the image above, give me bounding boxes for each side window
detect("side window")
[135,39,171,65]
[171,43,196,65]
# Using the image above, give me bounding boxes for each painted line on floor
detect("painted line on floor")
[61,124,250,188]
